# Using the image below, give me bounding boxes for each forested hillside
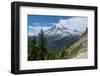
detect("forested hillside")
[28,28,88,60]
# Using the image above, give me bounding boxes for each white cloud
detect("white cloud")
[28,25,51,36]
[55,17,88,32]
[28,25,34,30]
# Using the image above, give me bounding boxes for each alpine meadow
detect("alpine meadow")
[28,15,88,61]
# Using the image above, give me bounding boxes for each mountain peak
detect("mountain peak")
[45,24,81,40]
[55,24,68,29]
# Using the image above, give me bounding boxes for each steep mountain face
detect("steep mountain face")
[44,24,82,50]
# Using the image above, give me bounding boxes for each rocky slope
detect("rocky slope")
[65,32,88,59]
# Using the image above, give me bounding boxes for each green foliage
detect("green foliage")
[28,37,39,60]
[38,29,48,60]
[67,43,82,58]
[28,29,48,60]
[45,43,83,60]
[28,30,83,61]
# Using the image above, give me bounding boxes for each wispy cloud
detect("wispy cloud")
[54,17,88,32]
[28,25,51,36]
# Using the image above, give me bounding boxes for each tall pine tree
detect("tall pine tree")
[38,29,47,60]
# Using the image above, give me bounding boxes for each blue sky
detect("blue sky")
[28,15,72,26]
[28,15,88,36]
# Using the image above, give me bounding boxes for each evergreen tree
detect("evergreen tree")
[38,29,47,60]
[82,27,88,36]
[85,27,88,34]
[28,36,38,60]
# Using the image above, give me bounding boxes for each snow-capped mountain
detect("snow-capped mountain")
[44,24,81,50]
[45,24,81,40]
